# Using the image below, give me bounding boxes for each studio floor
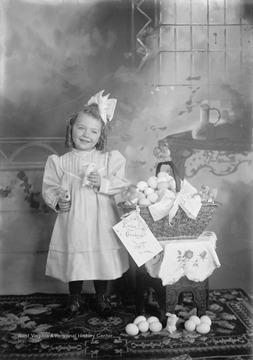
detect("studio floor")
[0,288,252,359]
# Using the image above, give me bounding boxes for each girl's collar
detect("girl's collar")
[72,148,97,156]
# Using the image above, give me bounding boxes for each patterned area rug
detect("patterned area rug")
[0,289,252,359]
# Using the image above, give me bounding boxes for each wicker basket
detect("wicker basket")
[119,161,221,240]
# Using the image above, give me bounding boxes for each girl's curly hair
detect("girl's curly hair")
[65,103,107,152]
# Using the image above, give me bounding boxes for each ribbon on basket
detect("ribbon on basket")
[120,205,148,231]
[149,178,202,223]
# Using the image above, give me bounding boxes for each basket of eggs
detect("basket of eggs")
[119,161,221,240]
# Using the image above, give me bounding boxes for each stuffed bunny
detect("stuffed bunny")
[165,312,178,333]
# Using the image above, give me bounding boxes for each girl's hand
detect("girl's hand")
[87,170,101,189]
[58,198,71,212]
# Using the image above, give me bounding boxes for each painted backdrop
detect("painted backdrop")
[0,0,252,295]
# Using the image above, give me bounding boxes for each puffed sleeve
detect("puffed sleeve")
[98,150,130,196]
[42,155,64,211]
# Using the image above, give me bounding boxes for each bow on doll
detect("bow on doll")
[87,90,117,124]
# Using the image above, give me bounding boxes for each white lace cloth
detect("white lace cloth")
[145,231,221,286]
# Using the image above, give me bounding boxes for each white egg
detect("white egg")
[144,187,154,196]
[137,192,146,201]
[147,316,159,324]
[200,315,212,326]
[189,315,201,326]
[147,176,158,189]
[139,198,152,206]
[125,323,139,336]
[157,181,169,190]
[196,323,211,334]
[149,321,162,332]
[157,176,169,183]
[147,192,159,203]
[137,181,148,191]
[184,319,196,332]
[168,178,176,191]
[133,315,146,325]
[137,320,150,333]
[157,171,169,179]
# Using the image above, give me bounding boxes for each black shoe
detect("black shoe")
[60,294,87,322]
[95,294,114,318]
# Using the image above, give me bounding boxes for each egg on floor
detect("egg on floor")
[149,321,163,333]
[133,315,146,325]
[147,316,160,324]
[196,322,211,334]
[189,315,201,326]
[184,319,196,332]
[125,323,139,336]
[138,320,150,333]
[200,315,212,326]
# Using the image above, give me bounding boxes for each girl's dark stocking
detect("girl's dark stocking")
[93,280,108,295]
[69,280,83,295]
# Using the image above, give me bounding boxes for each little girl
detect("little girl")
[42,90,130,321]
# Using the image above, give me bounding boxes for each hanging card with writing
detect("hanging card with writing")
[113,209,163,267]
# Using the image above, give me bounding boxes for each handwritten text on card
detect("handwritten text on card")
[113,209,163,267]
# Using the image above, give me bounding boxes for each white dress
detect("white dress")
[42,148,130,283]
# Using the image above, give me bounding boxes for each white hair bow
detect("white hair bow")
[87,90,117,124]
